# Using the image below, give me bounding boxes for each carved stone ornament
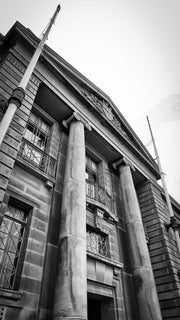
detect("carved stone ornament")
[102,100,114,120]
[81,89,126,135]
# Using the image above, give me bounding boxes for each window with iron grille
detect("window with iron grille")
[18,111,56,178]
[85,156,98,199]
[85,155,114,212]
[0,201,29,290]
[22,112,49,165]
[86,227,109,258]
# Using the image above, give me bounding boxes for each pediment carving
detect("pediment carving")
[81,89,126,135]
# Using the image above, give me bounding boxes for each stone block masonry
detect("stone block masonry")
[118,162,162,320]
[0,52,40,208]
[137,181,180,320]
[1,163,53,319]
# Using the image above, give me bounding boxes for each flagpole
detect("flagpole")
[0,4,61,146]
[146,116,180,254]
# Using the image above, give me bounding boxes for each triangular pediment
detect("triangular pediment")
[47,59,158,175]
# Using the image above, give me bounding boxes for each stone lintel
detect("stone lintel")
[62,112,91,131]
[113,157,135,171]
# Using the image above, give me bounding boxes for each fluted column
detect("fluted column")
[53,113,91,320]
[115,158,162,320]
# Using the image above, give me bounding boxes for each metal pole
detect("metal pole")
[146,116,180,254]
[0,4,61,146]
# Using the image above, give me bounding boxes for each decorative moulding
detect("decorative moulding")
[81,89,126,135]
[62,112,91,131]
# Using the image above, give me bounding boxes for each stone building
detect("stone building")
[0,22,180,320]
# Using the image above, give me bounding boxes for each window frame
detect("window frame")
[86,225,110,258]
[24,113,50,153]
[22,107,51,166]
[0,197,31,291]
[18,104,58,179]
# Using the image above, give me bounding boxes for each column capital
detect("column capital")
[9,87,25,109]
[62,112,91,131]
[113,157,135,171]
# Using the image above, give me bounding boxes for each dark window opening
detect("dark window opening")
[88,298,101,320]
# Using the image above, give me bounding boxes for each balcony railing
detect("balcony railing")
[86,180,114,213]
[18,138,57,178]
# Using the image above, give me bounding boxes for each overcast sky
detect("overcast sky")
[1,0,180,202]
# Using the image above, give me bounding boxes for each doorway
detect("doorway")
[88,293,115,320]
[88,298,101,320]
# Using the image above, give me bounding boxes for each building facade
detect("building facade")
[0,22,180,320]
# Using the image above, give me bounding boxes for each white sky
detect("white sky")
[1,0,180,202]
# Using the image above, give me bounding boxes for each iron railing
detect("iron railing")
[86,180,114,213]
[18,138,57,178]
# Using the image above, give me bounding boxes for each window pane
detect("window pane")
[25,113,49,152]
[24,123,35,142]
[35,132,46,150]
[40,120,49,134]
[105,169,112,196]
[86,181,95,199]
[22,144,43,167]
[0,204,27,289]
[91,161,97,173]
[86,156,98,173]
[6,206,26,222]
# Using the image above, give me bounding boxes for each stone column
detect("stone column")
[53,113,91,320]
[115,158,162,320]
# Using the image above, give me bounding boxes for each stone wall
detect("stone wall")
[0,49,62,319]
[0,51,40,209]
[137,181,180,319]
[1,165,52,319]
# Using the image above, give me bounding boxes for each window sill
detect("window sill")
[16,157,55,187]
[0,288,23,300]
[87,250,123,269]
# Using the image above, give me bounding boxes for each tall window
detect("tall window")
[86,156,98,199]
[23,112,50,167]
[18,111,56,178]
[0,201,28,290]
